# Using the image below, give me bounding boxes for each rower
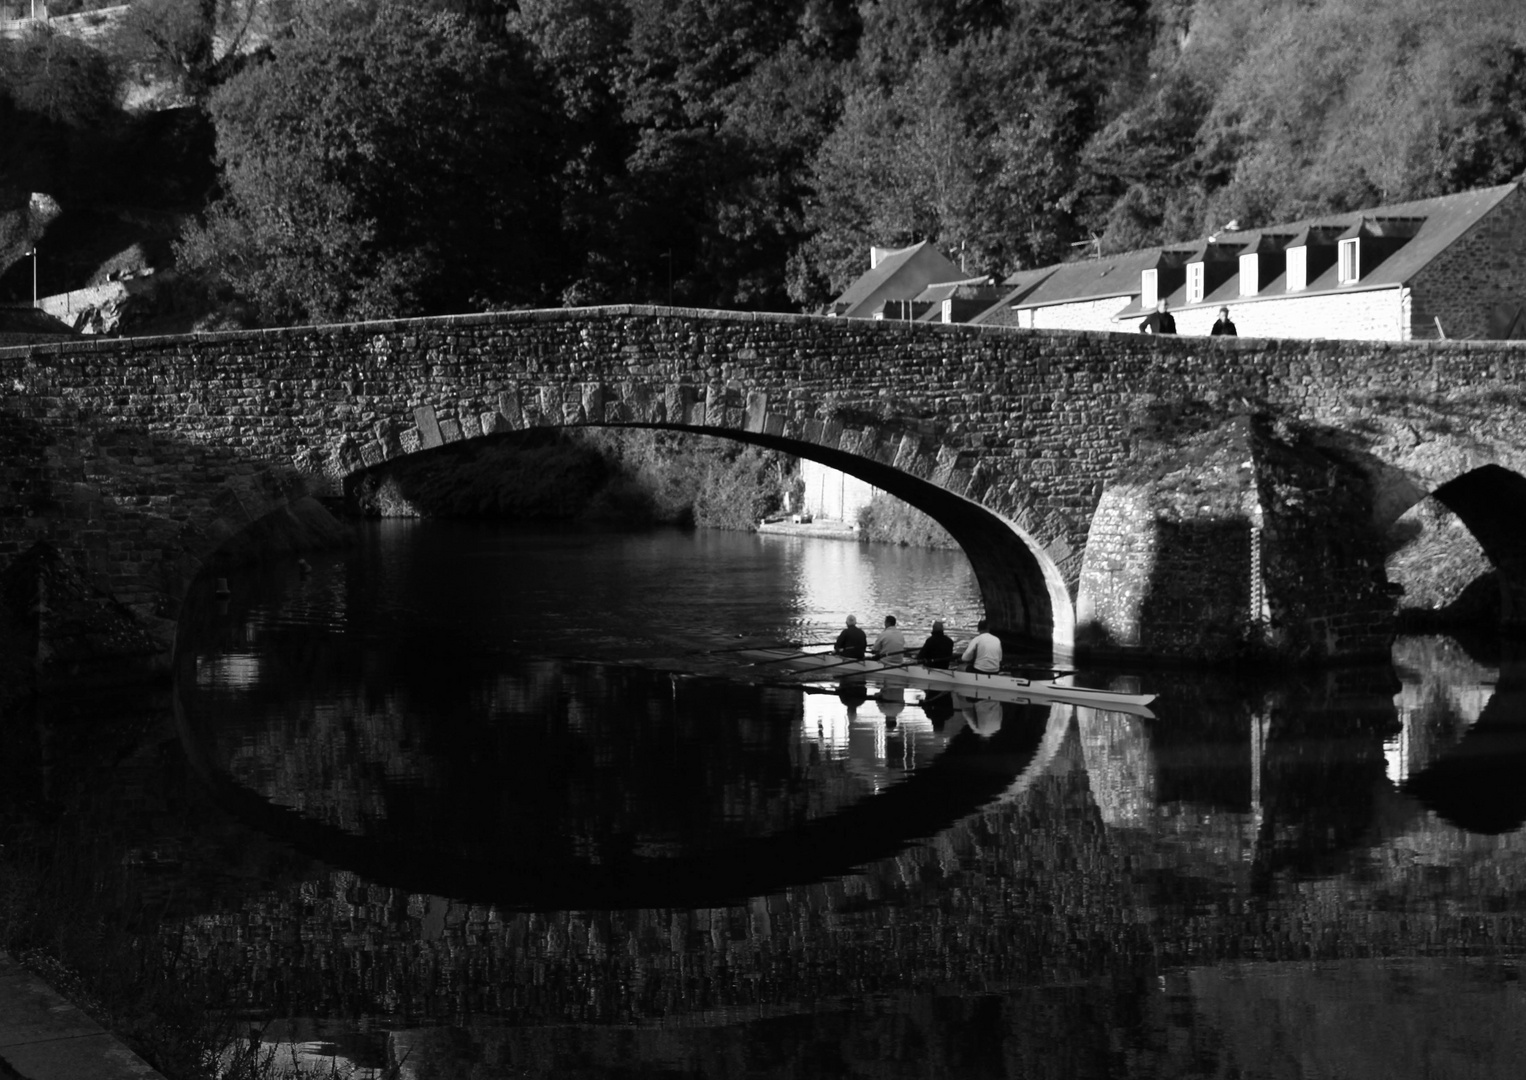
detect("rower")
[916,620,954,669]
[834,614,867,660]
[960,618,1003,674]
[871,614,905,664]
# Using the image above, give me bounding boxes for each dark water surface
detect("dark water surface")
[159,521,1526,1076]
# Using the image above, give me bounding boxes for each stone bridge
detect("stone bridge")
[2,305,1525,666]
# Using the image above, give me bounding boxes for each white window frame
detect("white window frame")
[1186,262,1205,304]
[1338,238,1360,284]
[1141,268,1158,309]
[1286,246,1307,291]
[1239,253,1259,296]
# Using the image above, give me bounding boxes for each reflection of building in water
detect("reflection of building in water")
[790,538,880,621]
[796,689,947,792]
[195,651,263,689]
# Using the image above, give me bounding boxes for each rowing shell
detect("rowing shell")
[737,648,1156,718]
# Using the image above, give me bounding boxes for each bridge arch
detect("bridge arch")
[1428,464,1526,628]
[341,414,1077,661]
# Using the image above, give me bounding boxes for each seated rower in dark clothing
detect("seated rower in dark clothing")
[916,620,955,669]
[834,614,867,660]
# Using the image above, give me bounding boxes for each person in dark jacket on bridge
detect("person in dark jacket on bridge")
[1139,300,1177,334]
[834,614,867,660]
[916,620,955,669]
[1211,306,1238,336]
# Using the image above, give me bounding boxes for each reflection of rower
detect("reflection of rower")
[954,695,1004,737]
[920,689,956,732]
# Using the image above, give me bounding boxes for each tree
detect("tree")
[789,0,1152,306]
[0,24,124,199]
[176,3,561,325]
[0,23,119,129]
[112,0,295,100]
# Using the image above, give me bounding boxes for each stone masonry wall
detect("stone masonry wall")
[2,307,1526,660]
[1410,185,1526,341]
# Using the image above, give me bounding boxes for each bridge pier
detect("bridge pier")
[1077,415,1397,666]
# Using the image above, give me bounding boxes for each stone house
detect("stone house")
[975,182,1526,341]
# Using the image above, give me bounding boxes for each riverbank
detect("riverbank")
[756,517,860,541]
[0,952,165,1080]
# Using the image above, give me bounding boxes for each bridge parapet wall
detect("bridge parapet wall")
[3,306,1526,654]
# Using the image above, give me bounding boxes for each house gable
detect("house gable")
[829,242,963,319]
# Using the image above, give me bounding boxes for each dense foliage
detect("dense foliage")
[7,0,1526,321]
[350,429,795,532]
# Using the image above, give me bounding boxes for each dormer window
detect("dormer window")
[1141,268,1158,309]
[1186,262,1205,304]
[1338,237,1360,284]
[1239,253,1259,296]
[1286,246,1307,291]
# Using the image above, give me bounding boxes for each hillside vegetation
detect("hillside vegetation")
[3,0,1526,326]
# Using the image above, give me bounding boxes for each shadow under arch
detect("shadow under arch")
[173,686,1060,911]
[1431,463,1526,628]
[382,420,1076,661]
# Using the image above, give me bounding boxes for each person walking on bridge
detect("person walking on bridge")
[1139,300,1176,334]
[960,619,1003,674]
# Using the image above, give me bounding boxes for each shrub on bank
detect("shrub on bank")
[350,428,794,531]
[856,493,958,549]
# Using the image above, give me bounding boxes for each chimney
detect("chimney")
[871,246,895,269]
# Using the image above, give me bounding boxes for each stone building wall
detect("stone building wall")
[1410,185,1526,341]
[1172,288,1406,341]
[995,288,1408,341]
[1009,295,1133,331]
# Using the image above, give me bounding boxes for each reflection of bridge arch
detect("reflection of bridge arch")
[1403,651,1526,834]
[174,686,1062,910]
[991,702,1072,804]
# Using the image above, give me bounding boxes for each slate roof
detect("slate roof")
[0,305,77,345]
[829,241,964,319]
[973,182,1520,325]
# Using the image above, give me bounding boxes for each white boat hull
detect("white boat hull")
[737,648,1156,718]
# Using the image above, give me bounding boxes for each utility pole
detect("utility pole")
[29,247,38,308]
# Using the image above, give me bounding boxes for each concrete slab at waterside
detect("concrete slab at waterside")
[0,954,165,1080]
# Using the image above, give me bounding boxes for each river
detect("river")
[32,520,1526,1077]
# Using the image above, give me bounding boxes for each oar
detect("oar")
[767,653,880,677]
[703,639,838,656]
[769,652,918,678]
[748,650,834,668]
